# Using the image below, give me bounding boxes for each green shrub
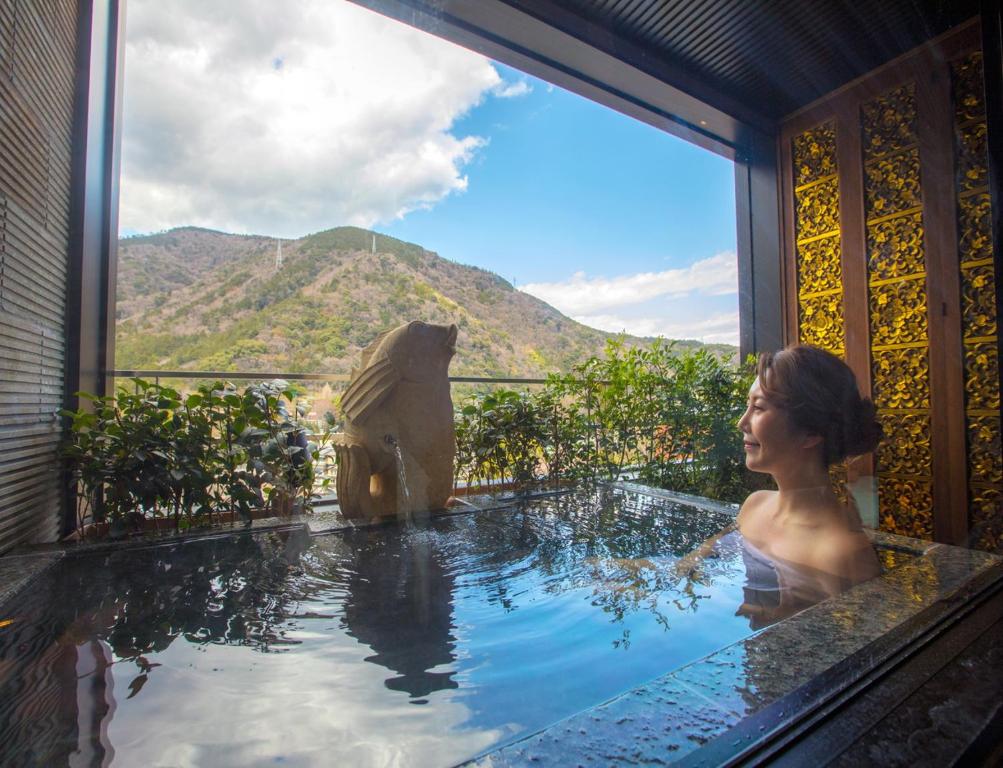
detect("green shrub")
[453,340,764,502]
[63,378,334,538]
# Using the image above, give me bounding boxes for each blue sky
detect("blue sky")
[119,0,739,344]
[382,64,736,285]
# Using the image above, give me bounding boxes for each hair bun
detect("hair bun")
[843,396,881,458]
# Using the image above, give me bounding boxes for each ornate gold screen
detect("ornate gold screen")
[860,84,935,540]
[952,52,1002,552]
[786,38,1002,551]
[792,122,844,357]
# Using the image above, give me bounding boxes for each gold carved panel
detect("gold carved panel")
[798,235,842,295]
[793,121,837,187]
[970,485,1002,553]
[862,84,918,159]
[952,48,1001,552]
[964,342,1000,411]
[864,149,922,218]
[876,411,933,477]
[878,476,933,540]
[957,122,989,193]
[861,81,931,542]
[958,192,993,263]
[867,211,925,280]
[871,347,930,410]
[961,262,998,339]
[799,293,845,353]
[869,279,929,346]
[795,177,840,240]
[829,461,849,504]
[792,123,844,356]
[953,52,985,123]
[967,415,1003,485]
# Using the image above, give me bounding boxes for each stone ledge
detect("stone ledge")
[472,537,1003,766]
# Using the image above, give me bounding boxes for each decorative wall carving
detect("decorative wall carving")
[878,476,933,540]
[963,343,1000,411]
[861,81,934,541]
[969,485,1002,552]
[861,84,918,158]
[957,122,989,192]
[952,49,1001,553]
[869,279,930,346]
[793,122,837,186]
[795,177,840,240]
[829,461,849,504]
[953,52,985,123]
[967,415,1002,484]
[797,235,842,295]
[798,293,845,353]
[876,411,933,477]
[871,347,930,410]
[782,46,1001,551]
[961,263,998,339]
[866,212,925,280]
[864,149,922,217]
[793,121,844,357]
[958,192,993,262]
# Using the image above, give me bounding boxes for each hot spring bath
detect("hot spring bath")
[0,484,998,767]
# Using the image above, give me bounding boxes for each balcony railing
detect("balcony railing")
[105,368,554,505]
[111,369,549,386]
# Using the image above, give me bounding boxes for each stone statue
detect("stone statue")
[334,321,458,520]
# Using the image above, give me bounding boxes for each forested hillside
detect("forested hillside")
[115,226,735,377]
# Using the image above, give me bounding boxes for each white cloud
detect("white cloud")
[519,253,740,344]
[574,311,740,345]
[120,0,506,237]
[492,80,532,98]
[519,251,737,315]
[103,622,505,767]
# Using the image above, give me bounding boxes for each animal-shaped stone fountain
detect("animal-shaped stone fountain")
[334,321,458,520]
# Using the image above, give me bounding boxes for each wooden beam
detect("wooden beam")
[349,0,769,160]
[736,130,783,358]
[64,0,124,536]
[917,58,968,546]
[834,102,875,484]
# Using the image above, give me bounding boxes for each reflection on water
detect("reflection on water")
[339,527,458,698]
[0,486,894,767]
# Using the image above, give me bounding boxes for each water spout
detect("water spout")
[386,434,412,525]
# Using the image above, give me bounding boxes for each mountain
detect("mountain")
[115,226,735,379]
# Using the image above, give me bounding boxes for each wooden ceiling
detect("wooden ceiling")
[503,0,981,122]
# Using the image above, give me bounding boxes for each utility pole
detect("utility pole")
[275,240,283,269]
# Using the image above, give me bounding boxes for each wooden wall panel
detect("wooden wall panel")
[0,0,80,552]
[779,21,1000,550]
[951,51,1003,551]
[860,82,935,541]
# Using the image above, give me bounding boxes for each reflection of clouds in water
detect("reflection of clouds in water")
[6,490,791,766]
[105,637,505,767]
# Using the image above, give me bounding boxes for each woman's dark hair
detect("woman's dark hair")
[756,344,881,467]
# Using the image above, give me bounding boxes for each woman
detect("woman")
[683,344,883,629]
[732,344,884,625]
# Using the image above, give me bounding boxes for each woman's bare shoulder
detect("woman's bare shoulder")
[738,489,775,524]
[812,528,880,581]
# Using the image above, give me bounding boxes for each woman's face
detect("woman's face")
[737,378,817,475]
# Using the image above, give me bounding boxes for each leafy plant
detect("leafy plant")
[62,378,333,539]
[453,341,766,503]
[454,389,545,491]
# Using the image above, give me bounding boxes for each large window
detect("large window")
[115,0,738,404]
